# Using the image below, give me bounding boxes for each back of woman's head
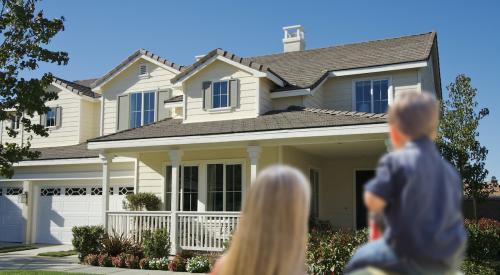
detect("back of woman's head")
[220,165,311,275]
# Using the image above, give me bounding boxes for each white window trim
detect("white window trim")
[211,80,230,110]
[46,106,58,129]
[129,91,157,128]
[138,63,149,79]
[351,76,393,113]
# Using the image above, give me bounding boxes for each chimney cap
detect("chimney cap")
[283,25,304,31]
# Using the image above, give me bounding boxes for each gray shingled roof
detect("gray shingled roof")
[33,143,99,160]
[91,49,185,88]
[89,107,387,143]
[53,77,100,98]
[171,32,436,91]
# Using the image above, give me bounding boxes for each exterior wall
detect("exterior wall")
[183,60,259,123]
[420,59,436,96]
[259,78,274,114]
[272,96,303,110]
[101,58,177,135]
[79,99,100,142]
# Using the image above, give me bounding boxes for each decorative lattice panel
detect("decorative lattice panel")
[118,187,134,195]
[6,188,23,195]
[65,187,87,196]
[41,188,61,196]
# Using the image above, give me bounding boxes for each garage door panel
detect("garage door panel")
[0,186,25,243]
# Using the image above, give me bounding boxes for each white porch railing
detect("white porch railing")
[106,211,240,252]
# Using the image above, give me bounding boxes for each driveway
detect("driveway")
[0,244,195,274]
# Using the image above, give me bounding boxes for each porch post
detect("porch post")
[247,146,261,184]
[100,154,113,230]
[22,180,33,244]
[169,149,183,254]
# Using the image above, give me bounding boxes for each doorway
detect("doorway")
[355,170,375,229]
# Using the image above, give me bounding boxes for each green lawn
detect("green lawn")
[0,271,92,275]
[0,245,37,254]
[37,250,77,257]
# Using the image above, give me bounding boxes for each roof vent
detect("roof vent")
[283,25,305,53]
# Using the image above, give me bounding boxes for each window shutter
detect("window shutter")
[56,107,62,128]
[202,81,212,110]
[229,79,238,108]
[40,113,47,127]
[157,89,172,120]
[117,95,130,131]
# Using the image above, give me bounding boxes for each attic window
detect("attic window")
[139,64,148,77]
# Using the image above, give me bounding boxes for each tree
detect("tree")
[437,74,491,220]
[0,0,68,178]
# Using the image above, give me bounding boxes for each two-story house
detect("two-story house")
[0,26,441,253]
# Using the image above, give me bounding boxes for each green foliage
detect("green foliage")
[71,225,105,261]
[124,254,140,269]
[185,255,210,273]
[460,260,496,275]
[437,74,491,219]
[139,258,149,269]
[148,257,169,270]
[0,0,69,178]
[123,192,161,211]
[100,231,132,257]
[306,228,368,274]
[168,252,189,272]
[83,254,98,266]
[142,228,170,258]
[464,218,500,261]
[97,254,112,267]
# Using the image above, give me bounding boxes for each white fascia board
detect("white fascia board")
[164,101,183,108]
[329,61,428,77]
[14,156,134,167]
[93,55,181,92]
[270,88,311,98]
[1,170,134,181]
[88,123,389,150]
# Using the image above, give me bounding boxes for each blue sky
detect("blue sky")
[33,0,499,178]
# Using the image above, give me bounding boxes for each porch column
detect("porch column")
[169,149,183,254]
[100,154,113,230]
[247,146,261,183]
[22,180,33,244]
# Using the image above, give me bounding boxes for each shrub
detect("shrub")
[97,254,112,267]
[186,255,210,273]
[464,218,500,261]
[306,227,368,274]
[168,254,187,272]
[123,192,161,211]
[149,257,169,270]
[72,225,105,261]
[139,258,149,270]
[111,254,126,268]
[143,228,170,258]
[101,231,132,257]
[83,254,99,266]
[125,254,140,269]
[460,259,496,275]
[126,242,144,259]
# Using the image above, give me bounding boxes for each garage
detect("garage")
[36,185,133,244]
[0,185,25,243]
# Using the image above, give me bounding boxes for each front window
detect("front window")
[355,79,389,113]
[143,92,155,125]
[10,116,21,129]
[46,107,57,127]
[130,93,142,128]
[207,163,242,211]
[212,81,229,109]
[165,165,199,211]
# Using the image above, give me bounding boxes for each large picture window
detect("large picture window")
[355,79,389,114]
[212,81,229,109]
[129,91,155,129]
[207,163,242,211]
[165,165,198,211]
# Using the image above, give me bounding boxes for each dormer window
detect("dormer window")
[139,64,149,78]
[212,81,229,109]
[354,79,389,114]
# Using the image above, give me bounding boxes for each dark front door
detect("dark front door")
[355,170,375,229]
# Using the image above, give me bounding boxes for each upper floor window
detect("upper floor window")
[129,91,156,129]
[10,115,21,130]
[40,107,61,128]
[46,107,57,127]
[212,81,229,109]
[355,79,389,114]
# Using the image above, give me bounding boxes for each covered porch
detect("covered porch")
[95,129,388,252]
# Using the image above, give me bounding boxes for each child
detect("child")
[345,92,467,274]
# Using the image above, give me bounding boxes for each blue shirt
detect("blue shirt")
[365,137,467,268]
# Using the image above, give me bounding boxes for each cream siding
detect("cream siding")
[101,59,177,135]
[183,60,259,123]
[272,96,303,110]
[259,78,274,114]
[79,100,100,142]
[420,59,436,96]
[303,85,325,108]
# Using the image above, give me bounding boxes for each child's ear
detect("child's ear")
[389,124,403,149]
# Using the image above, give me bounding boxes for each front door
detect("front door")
[355,170,375,229]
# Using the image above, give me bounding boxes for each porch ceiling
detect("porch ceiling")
[289,139,387,159]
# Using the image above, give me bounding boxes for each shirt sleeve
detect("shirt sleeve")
[365,154,396,203]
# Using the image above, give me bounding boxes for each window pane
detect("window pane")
[165,166,172,211]
[226,164,242,211]
[46,108,56,127]
[355,81,372,113]
[130,93,142,128]
[373,80,389,114]
[181,166,198,211]
[207,164,224,211]
[143,92,155,125]
[212,81,229,109]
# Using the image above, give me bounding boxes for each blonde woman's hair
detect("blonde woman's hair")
[220,165,311,275]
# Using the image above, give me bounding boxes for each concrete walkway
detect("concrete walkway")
[0,244,195,274]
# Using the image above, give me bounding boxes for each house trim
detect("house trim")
[14,156,134,167]
[88,123,388,150]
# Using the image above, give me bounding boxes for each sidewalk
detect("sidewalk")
[0,244,196,274]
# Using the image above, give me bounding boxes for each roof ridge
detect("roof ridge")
[247,31,435,60]
[303,107,388,119]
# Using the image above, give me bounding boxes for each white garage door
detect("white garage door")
[36,185,133,244]
[0,186,25,243]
